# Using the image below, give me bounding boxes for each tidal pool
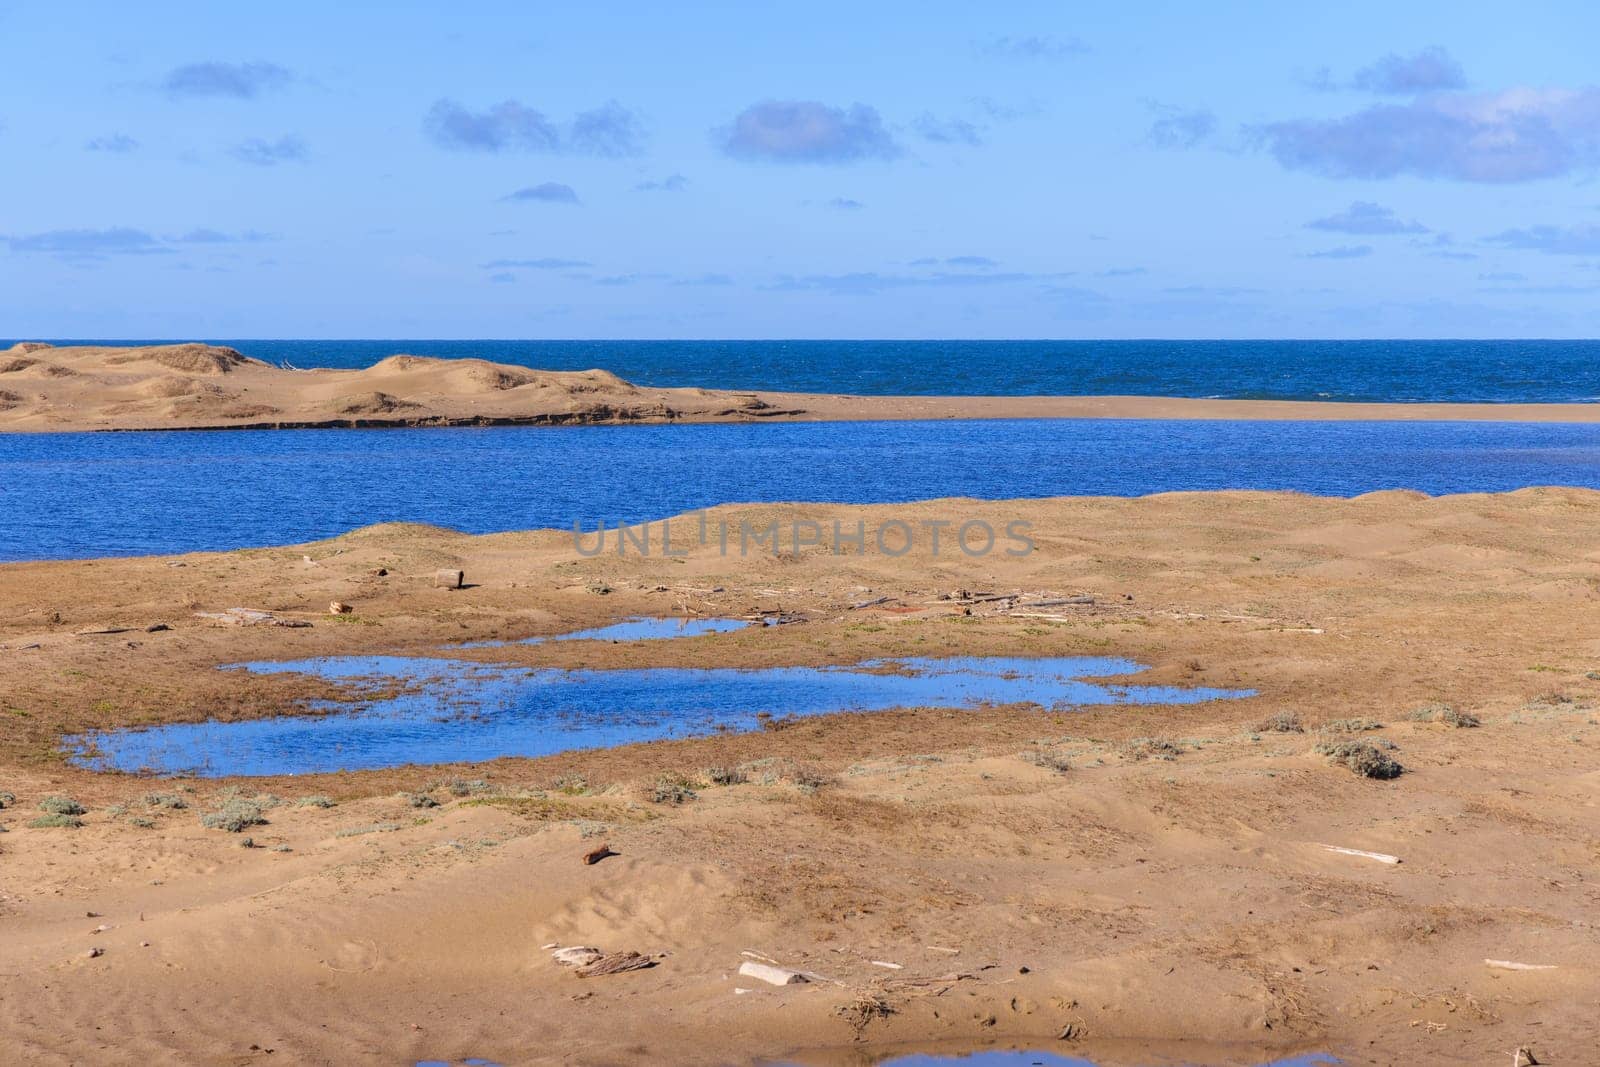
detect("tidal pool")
[66,655,1252,777]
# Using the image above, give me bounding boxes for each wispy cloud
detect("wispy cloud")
[1099,266,1147,277]
[826,197,864,210]
[482,256,591,269]
[86,133,139,153]
[767,269,1049,294]
[634,173,688,192]
[1145,103,1218,149]
[162,61,291,100]
[1485,223,1600,254]
[231,135,308,165]
[1305,201,1427,235]
[1304,244,1374,259]
[912,113,984,146]
[976,35,1089,62]
[5,227,173,257]
[424,99,644,156]
[503,182,580,205]
[671,273,734,287]
[1351,47,1467,94]
[174,228,270,244]
[719,101,900,164]
[1256,86,1600,182]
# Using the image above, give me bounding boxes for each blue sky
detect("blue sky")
[4,1,1600,339]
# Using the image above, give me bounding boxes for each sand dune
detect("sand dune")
[4,341,1600,430]
[1,491,1598,1063]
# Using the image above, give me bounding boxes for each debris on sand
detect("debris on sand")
[328,601,353,615]
[1485,959,1557,972]
[435,569,464,589]
[576,951,655,977]
[582,843,616,865]
[193,607,311,628]
[550,945,656,977]
[738,960,808,986]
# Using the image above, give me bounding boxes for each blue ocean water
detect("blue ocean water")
[4,419,1600,560]
[15,338,1600,402]
[66,655,1251,776]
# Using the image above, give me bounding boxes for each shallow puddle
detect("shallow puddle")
[779,1053,1336,1067]
[455,615,754,649]
[67,655,1251,777]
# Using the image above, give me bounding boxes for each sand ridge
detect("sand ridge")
[5,341,1600,430]
[1,491,1598,1063]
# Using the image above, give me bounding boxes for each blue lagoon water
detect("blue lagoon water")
[5,419,1600,560]
[19,337,1600,402]
[65,655,1252,776]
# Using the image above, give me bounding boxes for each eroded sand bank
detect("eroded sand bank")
[4,340,1599,430]
[1,492,1597,1063]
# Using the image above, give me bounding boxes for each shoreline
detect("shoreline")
[2,493,1597,1062]
[5,341,1600,431]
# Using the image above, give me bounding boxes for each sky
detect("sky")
[4,1,1600,339]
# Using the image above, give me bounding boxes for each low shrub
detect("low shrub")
[38,795,86,816]
[1316,739,1404,779]
[1254,711,1304,733]
[200,797,268,833]
[29,812,83,828]
[704,765,747,786]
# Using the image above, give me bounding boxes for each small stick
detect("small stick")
[1320,845,1401,864]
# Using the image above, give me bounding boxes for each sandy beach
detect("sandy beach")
[5,341,1600,431]
[2,490,1597,1064]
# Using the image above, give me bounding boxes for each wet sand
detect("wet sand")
[4,341,1600,431]
[1,491,1598,1064]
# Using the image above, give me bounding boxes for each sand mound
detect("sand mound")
[39,363,77,378]
[449,361,537,392]
[563,368,633,393]
[335,391,421,416]
[4,341,53,355]
[139,376,216,399]
[0,390,20,409]
[0,358,37,374]
[105,344,260,376]
[368,355,446,374]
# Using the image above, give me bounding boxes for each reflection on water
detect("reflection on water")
[66,655,1252,777]
[455,615,754,649]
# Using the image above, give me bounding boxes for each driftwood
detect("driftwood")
[582,843,616,865]
[1321,844,1401,864]
[193,608,311,628]
[328,601,353,615]
[577,951,655,977]
[849,596,895,610]
[435,569,464,589]
[1485,959,1557,971]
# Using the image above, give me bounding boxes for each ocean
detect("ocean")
[12,338,1600,403]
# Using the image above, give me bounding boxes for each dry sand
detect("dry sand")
[2,491,1598,1064]
[4,340,1600,431]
